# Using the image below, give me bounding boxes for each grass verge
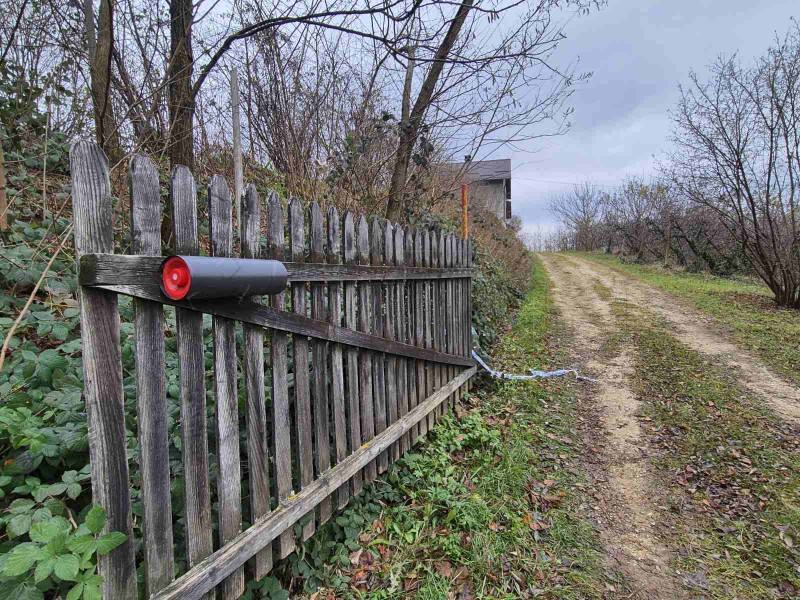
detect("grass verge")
[289,257,605,599]
[580,253,800,386]
[612,300,800,599]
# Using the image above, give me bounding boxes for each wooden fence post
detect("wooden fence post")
[384,220,399,463]
[343,213,363,495]
[170,165,214,597]
[357,216,377,482]
[208,176,245,599]
[130,154,174,595]
[415,229,427,438]
[327,207,349,509]
[71,140,136,599]
[241,184,272,578]
[268,192,295,559]
[370,217,388,472]
[288,198,315,540]
[310,202,332,523]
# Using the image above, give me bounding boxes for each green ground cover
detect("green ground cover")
[285,257,606,599]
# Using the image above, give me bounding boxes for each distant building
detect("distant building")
[436,158,512,223]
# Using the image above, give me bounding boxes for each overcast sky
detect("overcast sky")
[510,0,798,236]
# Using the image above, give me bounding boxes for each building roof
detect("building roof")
[461,159,511,182]
[435,159,511,187]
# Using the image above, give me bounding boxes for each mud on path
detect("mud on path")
[537,252,686,599]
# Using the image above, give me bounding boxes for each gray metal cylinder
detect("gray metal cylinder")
[160,255,288,300]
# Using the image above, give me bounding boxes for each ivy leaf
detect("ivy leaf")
[54,554,80,581]
[84,505,106,534]
[96,531,127,556]
[2,543,44,577]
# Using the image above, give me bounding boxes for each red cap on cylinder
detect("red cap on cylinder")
[162,256,192,300]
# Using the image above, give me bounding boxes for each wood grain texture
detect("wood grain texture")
[267,193,295,558]
[459,239,466,394]
[454,237,463,405]
[208,175,244,599]
[327,206,348,509]
[468,241,474,393]
[90,281,474,367]
[79,253,473,287]
[241,184,272,578]
[413,229,427,439]
[423,230,435,432]
[71,141,136,600]
[310,203,332,523]
[370,217,388,473]
[394,226,410,454]
[288,198,315,541]
[170,165,214,590]
[151,366,477,600]
[356,216,376,482]
[446,235,454,410]
[343,213,362,495]
[403,227,418,446]
[129,154,174,596]
[433,234,443,416]
[383,221,399,462]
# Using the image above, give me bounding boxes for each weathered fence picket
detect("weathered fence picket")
[241,185,272,578]
[170,165,214,599]
[130,156,174,596]
[70,142,476,600]
[288,198,315,541]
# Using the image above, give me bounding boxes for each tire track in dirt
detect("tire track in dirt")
[538,253,686,600]
[560,254,800,424]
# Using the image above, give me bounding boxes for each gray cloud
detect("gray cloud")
[505,0,798,235]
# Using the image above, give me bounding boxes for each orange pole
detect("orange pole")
[461,183,468,239]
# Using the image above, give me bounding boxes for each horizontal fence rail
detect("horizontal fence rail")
[69,140,476,599]
[79,253,474,283]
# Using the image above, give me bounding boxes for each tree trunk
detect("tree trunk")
[385,0,473,222]
[84,0,121,163]
[168,0,195,171]
[163,0,195,243]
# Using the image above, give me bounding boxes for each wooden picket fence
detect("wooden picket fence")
[70,141,477,599]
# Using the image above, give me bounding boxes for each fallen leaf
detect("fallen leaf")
[434,561,452,578]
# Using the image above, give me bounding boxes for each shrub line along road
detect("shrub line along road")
[537,252,800,599]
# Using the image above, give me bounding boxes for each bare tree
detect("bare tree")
[548,182,605,251]
[602,177,666,261]
[385,0,601,220]
[667,22,800,307]
[84,0,121,161]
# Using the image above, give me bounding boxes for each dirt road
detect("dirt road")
[537,252,800,599]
